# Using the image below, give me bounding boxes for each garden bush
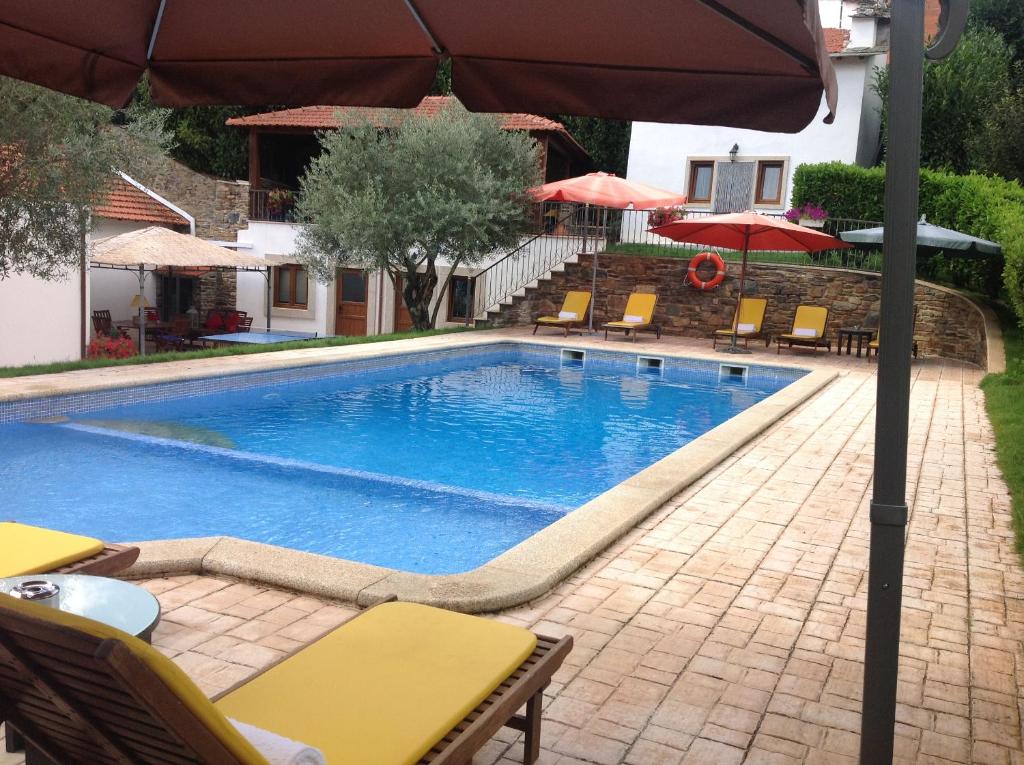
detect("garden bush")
[792,162,1024,321]
[86,334,136,359]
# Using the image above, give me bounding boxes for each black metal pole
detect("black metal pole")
[859,1,925,762]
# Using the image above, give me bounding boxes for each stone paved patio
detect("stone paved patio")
[3,335,1021,764]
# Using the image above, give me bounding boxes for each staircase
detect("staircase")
[469,209,604,325]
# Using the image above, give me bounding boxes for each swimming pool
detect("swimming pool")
[0,344,805,574]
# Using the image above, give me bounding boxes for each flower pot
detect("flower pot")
[799,217,825,228]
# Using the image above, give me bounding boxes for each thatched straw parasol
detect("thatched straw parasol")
[91,226,263,268]
[91,226,268,355]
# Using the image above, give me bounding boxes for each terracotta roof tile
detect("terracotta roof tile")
[824,28,851,54]
[227,96,570,135]
[92,179,189,227]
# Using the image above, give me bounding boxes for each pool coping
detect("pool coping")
[92,336,838,612]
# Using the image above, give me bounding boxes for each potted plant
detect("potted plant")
[266,188,296,220]
[648,206,687,227]
[784,203,828,228]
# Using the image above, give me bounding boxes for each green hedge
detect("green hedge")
[792,162,1024,320]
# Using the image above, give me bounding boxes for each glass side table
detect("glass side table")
[1,574,161,755]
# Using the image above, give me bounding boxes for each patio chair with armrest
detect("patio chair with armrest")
[91,310,129,339]
[0,522,140,577]
[775,305,831,353]
[0,595,572,765]
[533,291,591,336]
[866,306,920,361]
[713,297,769,349]
[602,292,661,342]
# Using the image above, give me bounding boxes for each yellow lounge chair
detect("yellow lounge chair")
[0,595,572,765]
[603,292,661,342]
[713,297,768,349]
[866,308,920,361]
[533,290,591,336]
[775,305,832,353]
[0,521,139,577]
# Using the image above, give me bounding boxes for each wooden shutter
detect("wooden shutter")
[712,161,755,213]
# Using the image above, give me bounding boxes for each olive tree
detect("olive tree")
[295,101,541,330]
[0,76,170,281]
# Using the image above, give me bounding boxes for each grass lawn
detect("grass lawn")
[0,327,474,379]
[981,303,1024,558]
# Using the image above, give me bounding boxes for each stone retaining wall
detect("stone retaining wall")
[488,252,990,368]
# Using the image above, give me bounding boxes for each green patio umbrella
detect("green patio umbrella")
[840,216,1003,258]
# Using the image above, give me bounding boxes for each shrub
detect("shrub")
[87,334,136,359]
[792,162,1024,318]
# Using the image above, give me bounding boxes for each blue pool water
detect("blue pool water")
[0,346,803,573]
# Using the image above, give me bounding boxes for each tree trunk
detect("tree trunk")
[402,261,438,331]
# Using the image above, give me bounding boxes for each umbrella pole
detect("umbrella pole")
[137,265,146,358]
[585,203,596,334]
[719,231,752,355]
[860,1,926,762]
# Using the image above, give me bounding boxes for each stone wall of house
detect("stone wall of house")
[488,252,990,368]
[136,156,249,240]
[193,271,238,315]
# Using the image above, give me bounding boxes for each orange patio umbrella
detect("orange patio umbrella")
[529,172,688,210]
[651,211,850,353]
[530,172,687,332]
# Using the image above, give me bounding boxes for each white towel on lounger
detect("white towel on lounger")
[736,322,756,333]
[230,719,326,765]
[623,314,645,323]
[558,311,578,320]
[793,327,817,337]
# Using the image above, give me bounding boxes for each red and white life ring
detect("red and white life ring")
[686,251,727,291]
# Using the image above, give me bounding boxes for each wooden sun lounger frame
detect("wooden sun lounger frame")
[533,317,585,337]
[2,521,141,578]
[54,543,140,576]
[0,597,572,765]
[602,321,661,342]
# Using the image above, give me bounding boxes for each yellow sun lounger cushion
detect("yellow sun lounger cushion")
[536,290,591,325]
[0,522,106,577]
[715,297,767,336]
[216,601,538,765]
[605,292,657,328]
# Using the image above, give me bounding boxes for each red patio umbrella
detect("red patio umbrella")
[651,211,850,353]
[530,173,687,332]
[0,1,837,132]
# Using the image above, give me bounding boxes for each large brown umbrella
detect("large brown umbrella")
[651,211,850,353]
[530,172,688,332]
[0,0,837,132]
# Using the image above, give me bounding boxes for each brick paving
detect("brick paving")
[3,350,1021,764]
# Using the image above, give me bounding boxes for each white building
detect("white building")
[625,1,891,217]
[0,173,193,368]
[226,97,594,337]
